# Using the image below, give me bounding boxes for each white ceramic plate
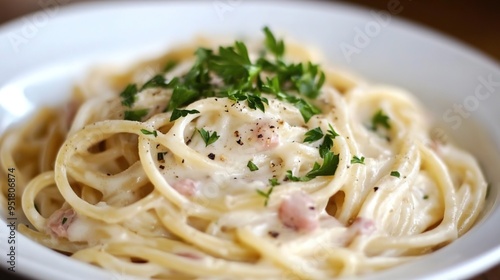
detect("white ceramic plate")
[1,1,499,279]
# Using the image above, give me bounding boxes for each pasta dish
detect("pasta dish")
[0,28,487,279]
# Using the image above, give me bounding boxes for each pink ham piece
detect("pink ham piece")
[342,217,376,245]
[254,123,280,150]
[172,179,199,197]
[46,208,76,238]
[348,217,376,235]
[278,191,319,233]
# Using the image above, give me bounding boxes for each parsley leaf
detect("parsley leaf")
[351,156,365,164]
[120,84,138,107]
[198,128,220,147]
[140,129,158,137]
[256,178,281,206]
[372,109,391,130]
[304,127,324,143]
[170,109,200,122]
[124,109,149,121]
[292,62,326,99]
[141,75,178,90]
[247,161,259,171]
[165,86,199,112]
[390,171,400,178]
[269,178,280,186]
[306,152,339,178]
[263,26,285,58]
[62,217,67,225]
[227,90,268,112]
[163,61,178,72]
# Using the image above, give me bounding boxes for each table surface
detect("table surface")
[0,1,499,279]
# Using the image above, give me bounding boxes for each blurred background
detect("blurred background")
[0,0,499,61]
[0,0,499,279]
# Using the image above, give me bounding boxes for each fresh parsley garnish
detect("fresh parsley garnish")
[247,161,259,171]
[163,61,178,72]
[423,195,429,200]
[227,90,268,112]
[140,129,158,137]
[390,171,400,178]
[304,127,324,143]
[286,151,339,181]
[118,27,326,124]
[319,124,338,158]
[120,84,138,107]
[198,128,220,147]
[124,109,149,121]
[351,156,365,164]
[170,109,200,122]
[305,151,340,178]
[256,178,281,206]
[372,109,391,130]
[141,75,178,90]
[263,26,285,58]
[62,217,68,225]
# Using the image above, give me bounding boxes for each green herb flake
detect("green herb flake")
[62,217,68,225]
[141,129,158,137]
[170,109,200,122]
[120,84,138,107]
[304,127,324,143]
[351,156,365,164]
[423,195,429,200]
[263,26,285,58]
[198,128,220,147]
[124,109,149,121]
[163,61,178,72]
[390,171,400,178]
[372,109,391,130]
[256,178,281,206]
[247,160,259,171]
[305,152,339,178]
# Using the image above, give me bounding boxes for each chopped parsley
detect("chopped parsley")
[120,84,138,107]
[163,61,178,72]
[256,178,281,206]
[423,195,429,200]
[170,108,200,122]
[263,26,285,58]
[140,129,158,137]
[247,160,259,171]
[303,127,324,143]
[62,217,68,225]
[286,151,339,181]
[141,75,178,90]
[371,109,391,131]
[351,156,365,164]
[124,109,148,121]
[198,128,220,147]
[390,171,400,178]
[117,27,326,123]
[319,124,339,158]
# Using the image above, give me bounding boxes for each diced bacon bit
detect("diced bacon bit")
[175,252,202,260]
[278,191,319,233]
[46,208,76,238]
[171,179,199,197]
